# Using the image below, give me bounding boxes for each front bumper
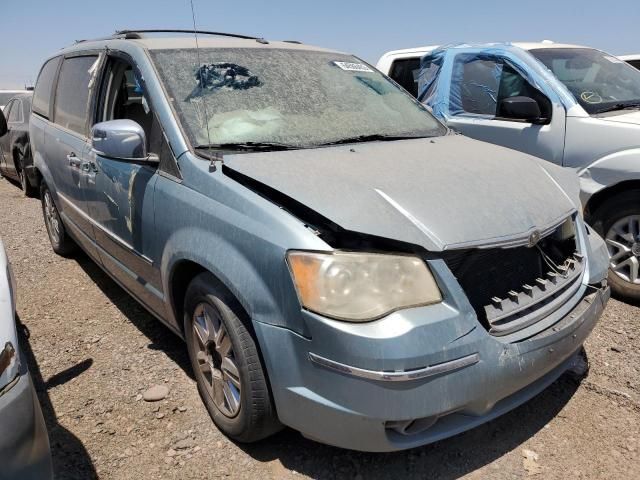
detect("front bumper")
[255,284,609,452]
[0,372,53,479]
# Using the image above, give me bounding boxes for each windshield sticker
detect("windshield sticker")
[333,61,374,73]
[186,63,262,100]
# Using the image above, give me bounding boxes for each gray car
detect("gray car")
[0,238,53,479]
[26,30,609,452]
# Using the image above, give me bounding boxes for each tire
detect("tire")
[183,273,281,442]
[590,190,640,302]
[40,183,77,257]
[16,145,38,198]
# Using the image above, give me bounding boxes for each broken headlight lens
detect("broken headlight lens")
[287,251,442,321]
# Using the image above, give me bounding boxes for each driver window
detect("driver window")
[454,56,551,119]
[99,58,153,146]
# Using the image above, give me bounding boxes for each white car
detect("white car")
[376,45,438,97]
[619,54,640,71]
[378,42,640,301]
[0,90,30,111]
[0,239,52,479]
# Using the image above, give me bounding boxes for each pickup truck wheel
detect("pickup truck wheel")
[591,190,640,302]
[40,183,77,257]
[183,273,281,442]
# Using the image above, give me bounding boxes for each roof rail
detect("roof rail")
[115,29,261,41]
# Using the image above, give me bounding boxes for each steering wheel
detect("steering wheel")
[580,91,603,104]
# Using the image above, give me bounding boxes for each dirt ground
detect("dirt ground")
[0,178,639,480]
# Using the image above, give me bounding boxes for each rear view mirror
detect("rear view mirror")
[498,96,546,123]
[91,119,157,162]
[0,109,7,136]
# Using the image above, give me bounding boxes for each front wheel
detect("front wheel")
[591,190,640,302]
[183,273,281,442]
[40,183,76,257]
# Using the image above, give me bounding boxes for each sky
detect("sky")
[1,0,639,88]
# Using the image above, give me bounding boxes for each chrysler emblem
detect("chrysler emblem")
[527,230,541,248]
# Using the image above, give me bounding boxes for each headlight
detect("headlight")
[287,251,442,321]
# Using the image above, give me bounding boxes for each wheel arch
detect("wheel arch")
[584,180,640,226]
[168,258,281,420]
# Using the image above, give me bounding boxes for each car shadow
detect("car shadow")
[69,251,583,479]
[73,253,193,380]
[16,315,98,480]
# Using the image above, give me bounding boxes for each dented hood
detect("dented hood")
[224,135,578,251]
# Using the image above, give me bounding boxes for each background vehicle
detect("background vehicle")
[0,89,31,111]
[619,54,640,71]
[0,237,53,479]
[379,42,640,301]
[0,92,38,196]
[30,30,608,452]
[376,45,438,97]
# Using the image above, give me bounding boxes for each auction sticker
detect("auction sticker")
[333,61,374,72]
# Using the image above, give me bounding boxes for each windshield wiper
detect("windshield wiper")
[194,142,300,152]
[316,134,430,147]
[594,102,640,114]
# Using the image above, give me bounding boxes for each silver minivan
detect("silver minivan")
[23,30,609,452]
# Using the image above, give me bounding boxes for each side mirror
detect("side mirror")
[498,96,545,123]
[0,109,7,136]
[91,119,157,162]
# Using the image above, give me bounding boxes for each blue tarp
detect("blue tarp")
[417,43,578,120]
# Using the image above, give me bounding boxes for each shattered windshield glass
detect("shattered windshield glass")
[531,48,640,114]
[149,48,446,149]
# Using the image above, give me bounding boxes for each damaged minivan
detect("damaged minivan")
[28,30,609,452]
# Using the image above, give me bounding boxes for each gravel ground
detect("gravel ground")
[0,177,639,480]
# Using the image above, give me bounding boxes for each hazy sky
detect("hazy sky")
[1,0,638,88]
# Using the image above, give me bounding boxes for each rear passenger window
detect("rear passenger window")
[388,58,421,97]
[32,56,62,118]
[54,55,99,135]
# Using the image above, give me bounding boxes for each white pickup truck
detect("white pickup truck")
[378,42,640,301]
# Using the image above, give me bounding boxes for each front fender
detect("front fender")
[160,226,302,332]
[578,148,640,204]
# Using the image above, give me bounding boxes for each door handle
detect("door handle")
[67,153,81,168]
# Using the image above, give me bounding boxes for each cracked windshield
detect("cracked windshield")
[150,48,445,149]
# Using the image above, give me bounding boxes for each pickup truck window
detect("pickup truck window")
[531,48,640,114]
[389,58,421,97]
[452,55,549,119]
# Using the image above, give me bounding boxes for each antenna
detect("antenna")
[189,0,221,170]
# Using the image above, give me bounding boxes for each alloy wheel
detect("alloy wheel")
[605,215,640,284]
[191,302,242,418]
[43,190,61,245]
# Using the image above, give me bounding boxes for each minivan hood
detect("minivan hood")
[224,135,578,251]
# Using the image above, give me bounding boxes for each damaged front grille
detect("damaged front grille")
[443,218,584,336]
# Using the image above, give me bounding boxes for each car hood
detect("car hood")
[598,109,640,126]
[224,135,578,251]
